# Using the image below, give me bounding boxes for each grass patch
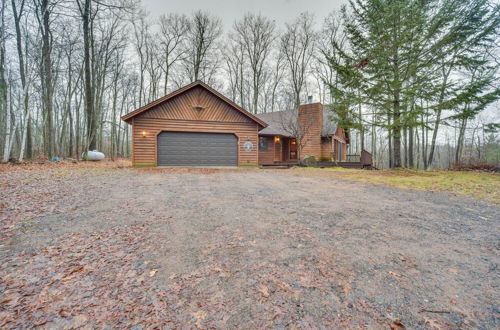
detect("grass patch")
[293,167,500,203]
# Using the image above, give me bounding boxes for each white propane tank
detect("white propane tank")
[84,150,105,161]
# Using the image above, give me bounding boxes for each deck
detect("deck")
[260,150,377,170]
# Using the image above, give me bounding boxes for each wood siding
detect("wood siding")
[129,86,260,167]
[332,138,348,161]
[141,86,254,124]
[332,127,348,162]
[258,136,274,165]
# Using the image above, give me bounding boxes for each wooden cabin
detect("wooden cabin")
[122,81,361,168]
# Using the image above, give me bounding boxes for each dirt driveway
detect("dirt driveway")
[1,165,499,328]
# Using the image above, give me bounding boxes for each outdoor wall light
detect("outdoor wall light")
[291,140,296,145]
[274,136,280,143]
[142,131,147,138]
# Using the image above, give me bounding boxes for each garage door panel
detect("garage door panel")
[157,132,237,166]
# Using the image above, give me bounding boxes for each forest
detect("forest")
[0,0,499,169]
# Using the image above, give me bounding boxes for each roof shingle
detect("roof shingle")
[255,105,338,137]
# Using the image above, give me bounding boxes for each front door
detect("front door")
[289,139,298,160]
[274,137,282,162]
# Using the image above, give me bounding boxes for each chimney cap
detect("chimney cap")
[307,95,313,103]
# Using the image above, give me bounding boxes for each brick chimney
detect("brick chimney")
[298,102,323,160]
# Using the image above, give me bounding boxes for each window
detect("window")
[259,137,268,151]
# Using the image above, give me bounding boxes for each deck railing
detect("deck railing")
[345,154,361,162]
[338,150,373,166]
[360,149,372,166]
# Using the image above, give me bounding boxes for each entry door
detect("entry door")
[157,131,237,166]
[337,141,343,161]
[289,139,297,160]
[274,138,282,162]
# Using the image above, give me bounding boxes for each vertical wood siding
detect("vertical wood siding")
[130,87,259,166]
[142,86,253,123]
[258,136,274,165]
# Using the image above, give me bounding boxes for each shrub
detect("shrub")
[301,155,317,167]
[450,162,498,172]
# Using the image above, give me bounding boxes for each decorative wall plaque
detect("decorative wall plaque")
[243,141,253,151]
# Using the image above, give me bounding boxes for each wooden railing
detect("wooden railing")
[345,154,361,162]
[360,149,372,166]
[338,150,373,166]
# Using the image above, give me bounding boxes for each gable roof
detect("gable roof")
[255,111,295,136]
[121,81,267,128]
[255,105,339,137]
[322,106,339,136]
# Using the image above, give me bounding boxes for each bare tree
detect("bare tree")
[157,13,189,94]
[76,0,96,151]
[11,0,34,160]
[262,48,286,113]
[277,108,317,159]
[316,12,347,104]
[281,12,316,108]
[34,0,55,157]
[232,13,275,114]
[132,13,149,106]
[224,37,251,108]
[145,37,161,101]
[183,10,222,82]
[0,0,9,162]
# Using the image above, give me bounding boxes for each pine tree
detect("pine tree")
[326,0,499,168]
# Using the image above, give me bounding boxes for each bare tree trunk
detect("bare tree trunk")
[427,66,452,169]
[359,101,364,151]
[18,85,31,161]
[392,88,402,168]
[34,0,55,158]
[12,0,32,159]
[455,117,467,164]
[408,125,414,168]
[388,114,393,168]
[0,0,9,162]
[75,86,82,159]
[79,0,96,151]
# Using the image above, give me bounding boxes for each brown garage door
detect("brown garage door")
[157,131,238,166]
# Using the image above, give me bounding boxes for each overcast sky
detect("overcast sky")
[141,0,345,30]
[140,0,499,122]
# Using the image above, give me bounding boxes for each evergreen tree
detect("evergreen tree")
[326,0,499,168]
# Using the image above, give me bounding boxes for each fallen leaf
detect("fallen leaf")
[72,314,88,327]
[192,310,207,327]
[390,318,406,329]
[149,269,157,277]
[389,271,402,278]
[260,284,270,297]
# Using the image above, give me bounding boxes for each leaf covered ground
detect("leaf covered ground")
[0,161,499,328]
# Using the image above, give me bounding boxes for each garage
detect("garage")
[157,131,238,166]
[122,81,266,167]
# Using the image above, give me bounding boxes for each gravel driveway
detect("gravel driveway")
[1,167,499,328]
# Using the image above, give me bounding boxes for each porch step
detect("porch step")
[259,165,292,169]
[260,161,378,170]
